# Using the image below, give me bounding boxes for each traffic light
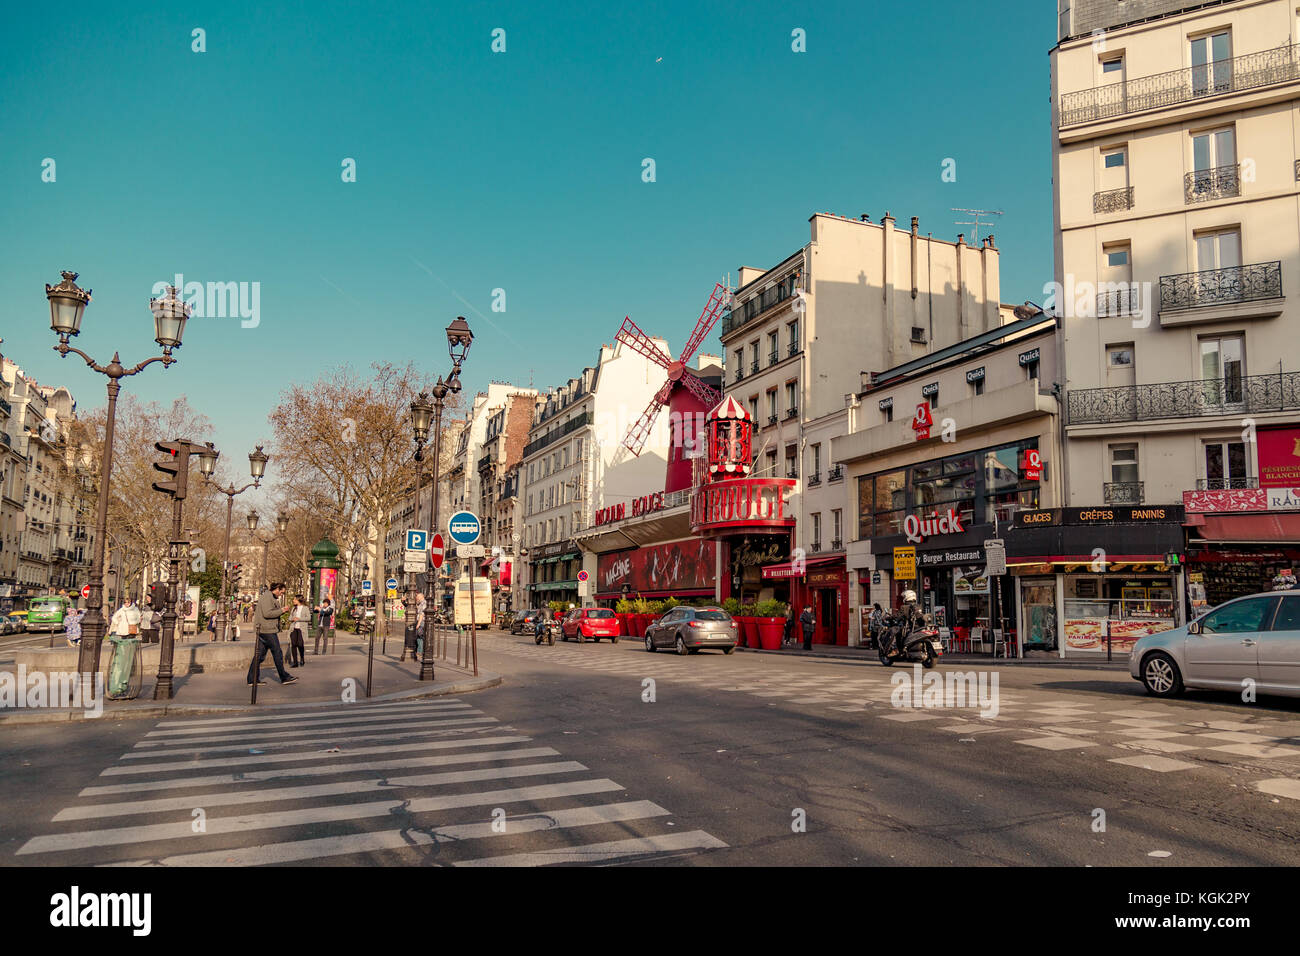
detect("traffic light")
[149,581,165,609]
[1164,551,1183,567]
[152,441,191,499]
[229,562,242,590]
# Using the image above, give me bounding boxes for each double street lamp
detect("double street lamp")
[46,271,189,689]
[203,446,269,642]
[418,317,473,682]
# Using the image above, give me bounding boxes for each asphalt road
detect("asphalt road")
[2,628,1299,866]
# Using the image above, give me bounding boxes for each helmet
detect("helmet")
[902,589,918,604]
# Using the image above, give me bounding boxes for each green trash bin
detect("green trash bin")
[106,635,143,700]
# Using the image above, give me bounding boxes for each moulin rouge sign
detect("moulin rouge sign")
[595,491,666,527]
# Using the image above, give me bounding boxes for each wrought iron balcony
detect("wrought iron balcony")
[1096,286,1141,317]
[807,473,821,486]
[788,342,799,357]
[1104,481,1144,505]
[767,414,778,426]
[1184,164,1240,204]
[1196,476,1260,490]
[750,360,759,374]
[1067,370,1300,425]
[785,406,799,420]
[828,464,844,482]
[1093,186,1134,214]
[810,541,822,553]
[786,469,799,480]
[831,538,843,551]
[768,351,779,366]
[721,277,798,337]
[1059,43,1300,126]
[1159,261,1281,313]
[734,367,745,382]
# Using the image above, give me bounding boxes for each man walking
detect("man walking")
[248,582,296,685]
[314,596,335,655]
[799,605,816,651]
[139,598,160,645]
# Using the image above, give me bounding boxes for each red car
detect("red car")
[562,607,621,643]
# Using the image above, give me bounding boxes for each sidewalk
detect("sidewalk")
[0,632,500,724]
[737,642,1131,671]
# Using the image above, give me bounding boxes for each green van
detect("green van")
[26,595,71,633]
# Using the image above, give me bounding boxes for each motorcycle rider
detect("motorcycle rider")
[533,612,548,643]
[887,590,925,655]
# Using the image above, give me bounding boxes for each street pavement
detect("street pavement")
[2,627,1299,866]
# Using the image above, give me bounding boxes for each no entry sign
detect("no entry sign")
[430,532,445,569]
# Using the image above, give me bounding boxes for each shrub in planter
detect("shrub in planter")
[722,597,742,617]
[755,599,787,650]
[614,598,633,635]
[738,602,760,647]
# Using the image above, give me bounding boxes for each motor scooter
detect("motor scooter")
[878,611,942,668]
[534,619,558,646]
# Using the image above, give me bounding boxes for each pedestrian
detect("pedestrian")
[205,608,218,641]
[287,595,309,667]
[248,582,296,685]
[314,596,335,654]
[415,591,427,660]
[868,602,884,649]
[782,604,796,648]
[140,599,160,645]
[64,606,84,648]
[109,596,142,641]
[799,605,816,651]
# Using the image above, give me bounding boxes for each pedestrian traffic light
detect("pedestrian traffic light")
[1164,551,1183,567]
[152,441,191,499]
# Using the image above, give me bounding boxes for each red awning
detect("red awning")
[761,555,842,580]
[1187,512,1300,542]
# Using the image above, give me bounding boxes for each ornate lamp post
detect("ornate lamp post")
[203,446,268,642]
[419,317,473,681]
[47,272,189,691]
[247,510,290,591]
[402,392,435,663]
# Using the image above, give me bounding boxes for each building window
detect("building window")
[971,376,985,396]
[1203,439,1250,489]
[811,512,821,549]
[1101,57,1123,75]
[1105,248,1128,267]
[785,448,797,478]
[785,381,798,417]
[1194,227,1241,271]
[767,390,777,421]
[928,390,939,409]
[748,396,759,421]
[811,443,821,476]
[1102,148,1126,168]
[1199,333,1245,405]
[1190,30,1232,96]
[1110,444,1139,484]
[1024,358,1039,380]
[765,450,777,474]
[832,509,842,546]
[788,319,799,354]
[1107,344,1134,368]
[768,331,779,364]
[883,404,893,423]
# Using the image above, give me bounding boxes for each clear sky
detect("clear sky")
[0,0,1057,511]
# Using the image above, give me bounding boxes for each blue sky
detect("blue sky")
[0,0,1056,510]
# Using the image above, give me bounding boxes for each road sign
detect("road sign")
[448,510,481,546]
[385,577,398,590]
[430,533,445,569]
[983,539,1007,576]
[387,588,398,599]
[81,584,91,599]
[403,559,427,573]
[578,580,590,597]
[894,546,917,580]
[362,580,373,594]
[457,544,486,559]
[577,570,589,583]
[406,529,428,552]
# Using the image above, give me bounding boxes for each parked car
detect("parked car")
[6,610,28,633]
[509,609,546,635]
[1132,590,1300,699]
[561,607,621,643]
[644,606,739,655]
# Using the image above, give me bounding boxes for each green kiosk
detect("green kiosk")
[308,538,341,654]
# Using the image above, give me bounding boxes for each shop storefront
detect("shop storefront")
[527,542,581,609]
[1184,485,1300,611]
[761,556,847,644]
[1005,506,1186,658]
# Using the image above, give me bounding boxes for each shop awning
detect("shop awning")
[761,555,842,579]
[1186,512,1300,543]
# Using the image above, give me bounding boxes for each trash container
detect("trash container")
[106,634,143,700]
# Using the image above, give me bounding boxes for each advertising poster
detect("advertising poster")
[319,568,337,605]
[953,565,990,595]
[596,539,716,595]
[1258,427,1300,488]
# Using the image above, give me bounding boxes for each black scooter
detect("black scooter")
[534,619,558,645]
[878,611,942,668]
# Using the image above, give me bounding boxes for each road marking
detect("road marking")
[58,761,588,820]
[1107,754,1199,772]
[132,713,485,750]
[454,830,727,866]
[1014,736,1097,750]
[155,698,470,729]
[80,742,550,796]
[100,801,674,867]
[17,779,627,855]
[142,702,472,738]
[1254,778,1300,801]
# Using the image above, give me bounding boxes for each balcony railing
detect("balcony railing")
[768,351,779,367]
[0,432,9,448]
[807,473,821,486]
[523,411,593,458]
[1059,43,1300,126]
[1067,370,1300,424]
[1096,286,1141,317]
[810,541,822,553]
[828,464,844,482]
[784,406,799,420]
[1093,186,1134,214]
[788,342,799,357]
[1184,164,1240,204]
[1196,477,1260,490]
[750,360,759,374]
[1159,261,1282,313]
[1104,481,1144,505]
[786,469,799,480]
[831,538,843,551]
[734,367,746,382]
[767,414,778,426]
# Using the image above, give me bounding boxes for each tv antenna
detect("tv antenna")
[951,208,1003,243]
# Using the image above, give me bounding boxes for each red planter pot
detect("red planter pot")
[615,613,630,637]
[739,617,759,647]
[757,618,785,650]
[640,614,657,636]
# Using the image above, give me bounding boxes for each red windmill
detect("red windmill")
[614,283,730,460]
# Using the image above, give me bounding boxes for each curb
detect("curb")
[0,671,502,725]
[735,646,1130,671]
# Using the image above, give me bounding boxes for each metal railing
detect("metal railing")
[788,342,800,357]
[734,367,746,382]
[1096,286,1141,317]
[785,406,799,420]
[721,278,798,337]
[768,351,779,366]
[1060,43,1300,126]
[1159,261,1282,312]
[831,539,843,551]
[828,464,844,481]
[1196,476,1260,490]
[1184,163,1240,204]
[750,360,759,374]
[523,411,593,458]
[1104,481,1144,505]
[807,473,821,486]
[1067,371,1300,424]
[1093,186,1134,213]
[767,414,778,425]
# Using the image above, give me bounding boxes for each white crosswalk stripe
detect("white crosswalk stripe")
[16,698,726,866]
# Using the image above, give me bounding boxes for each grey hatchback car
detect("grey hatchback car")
[644,606,739,655]
[1131,591,1300,698]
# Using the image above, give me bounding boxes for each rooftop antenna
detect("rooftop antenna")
[951,207,1003,243]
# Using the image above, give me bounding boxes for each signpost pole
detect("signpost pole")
[468,556,479,676]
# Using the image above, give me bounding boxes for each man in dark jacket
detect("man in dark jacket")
[799,605,816,651]
[248,583,296,685]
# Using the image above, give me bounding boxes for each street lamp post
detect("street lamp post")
[247,510,289,592]
[47,272,189,693]
[402,392,434,664]
[204,446,268,644]
[420,317,473,682]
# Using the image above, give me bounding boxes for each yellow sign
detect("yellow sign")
[894,546,917,580]
[386,588,398,599]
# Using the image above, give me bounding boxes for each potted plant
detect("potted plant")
[614,598,633,636]
[627,597,650,637]
[737,601,760,647]
[755,599,788,650]
[722,597,742,618]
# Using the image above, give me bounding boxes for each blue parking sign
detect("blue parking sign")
[406,529,427,552]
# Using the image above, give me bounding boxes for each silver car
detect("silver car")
[644,606,739,655]
[1131,591,1300,698]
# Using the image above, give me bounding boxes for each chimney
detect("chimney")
[957,233,965,246]
[910,216,919,235]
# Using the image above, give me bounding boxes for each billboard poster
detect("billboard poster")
[320,568,337,605]
[1258,426,1300,488]
[596,539,716,595]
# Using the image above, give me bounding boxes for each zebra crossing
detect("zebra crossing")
[14,697,726,866]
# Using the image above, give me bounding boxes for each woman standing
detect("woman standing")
[109,596,142,640]
[288,595,309,667]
